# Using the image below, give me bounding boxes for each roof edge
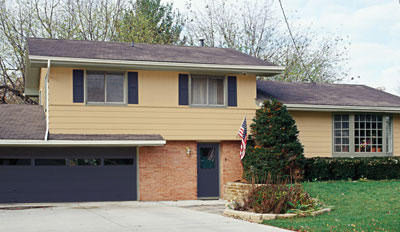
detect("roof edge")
[29,55,285,76]
[0,139,166,147]
[284,103,400,113]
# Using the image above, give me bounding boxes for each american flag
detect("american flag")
[237,117,247,160]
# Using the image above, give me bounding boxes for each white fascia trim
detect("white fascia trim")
[29,55,285,73]
[0,140,166,147]
[285,104,400,113]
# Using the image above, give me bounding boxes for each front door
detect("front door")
[197,143,219,198]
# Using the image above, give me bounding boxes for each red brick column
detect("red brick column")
[138,141,197,201]
[220,141,244,198]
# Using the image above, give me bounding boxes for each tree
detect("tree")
[185,0,349,83]
[115,0,185,44]
[242,99,305,183]
[0,0,185,104]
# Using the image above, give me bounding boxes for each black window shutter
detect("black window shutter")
[73,70,84,103]
[228,76,237,106]
[179,74,189,105]
[128,72,139,104]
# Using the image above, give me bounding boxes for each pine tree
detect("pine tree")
[243,99,305,182]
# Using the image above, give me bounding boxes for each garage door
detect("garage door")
[0,147,137,203]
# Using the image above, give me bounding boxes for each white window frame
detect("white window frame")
[85,70,127,105]
[189,74,227,107]
[332,113,393,157]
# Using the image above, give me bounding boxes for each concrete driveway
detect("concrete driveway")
[0,200,290,232]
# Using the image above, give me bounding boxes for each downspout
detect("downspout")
[45,59,51,141]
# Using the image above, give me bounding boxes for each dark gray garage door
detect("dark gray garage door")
[0,147,137,203]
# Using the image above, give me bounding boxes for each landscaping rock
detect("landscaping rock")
[276,213,297,219]
[261,214,276,220]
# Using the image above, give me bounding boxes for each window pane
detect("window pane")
[199,147,216,169]
[35,159,66,166]
[104,159,134,165]
[191,78,207,104]
[106,73,124,103]
[208,78,224,105]
[0,159,31,166]
[87,71,105,102]
[69,159,101,166]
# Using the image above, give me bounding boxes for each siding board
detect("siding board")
[289,111,332,157]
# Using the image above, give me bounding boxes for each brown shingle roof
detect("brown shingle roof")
[257,81,400,107]
[27,38,276,66]
[0,105,46,140]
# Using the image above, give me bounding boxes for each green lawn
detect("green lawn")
[264,181,400,231]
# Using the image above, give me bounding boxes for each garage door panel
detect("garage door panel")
[0,147,137,203]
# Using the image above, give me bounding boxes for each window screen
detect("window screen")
[87,71,124,103]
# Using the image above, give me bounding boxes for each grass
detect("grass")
[263,180,400,231]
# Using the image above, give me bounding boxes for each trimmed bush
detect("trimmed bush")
[304,157,400,181]
[242,100,305,183]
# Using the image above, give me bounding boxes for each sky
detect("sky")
[162,0,400,95]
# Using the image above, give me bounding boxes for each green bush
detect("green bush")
[242,100,305,183]
[304,157,400,181]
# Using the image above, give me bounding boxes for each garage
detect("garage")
[0,147,138,203]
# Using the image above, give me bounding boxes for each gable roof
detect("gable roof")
[27,38,276,67]
[257,80,400,108]
[0,105,46,140]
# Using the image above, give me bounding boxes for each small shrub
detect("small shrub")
[234,180,322,214]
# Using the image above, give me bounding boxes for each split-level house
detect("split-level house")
[1,38,400,203]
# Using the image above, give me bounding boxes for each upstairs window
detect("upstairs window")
[191,75,225,106]
[87,71,125,104]
[333,113,392,156]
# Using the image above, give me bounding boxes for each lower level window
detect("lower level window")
[333,114,392,155]
[104,158,134,165]
[0,159,31,166]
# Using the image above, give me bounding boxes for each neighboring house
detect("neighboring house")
[257,81,400,158]
[1,38,400,203]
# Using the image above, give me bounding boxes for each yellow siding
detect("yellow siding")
[48,67,256,140]
[289,111,332,158]
[393,114,400,156]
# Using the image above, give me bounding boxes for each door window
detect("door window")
[199,147,216,169]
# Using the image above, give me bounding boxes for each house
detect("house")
[257,81,400,158]
[0,38,282,203]
[1,38,399,203]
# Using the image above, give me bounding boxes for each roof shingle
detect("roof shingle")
[0,105,45,140]
[257,81,400,107]
[27,38,277,66]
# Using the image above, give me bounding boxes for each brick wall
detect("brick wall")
[139,141,197,201]
[139,140,244,201]
[220,141,244,198]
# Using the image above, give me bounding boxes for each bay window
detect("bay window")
[333,114,393,156]
[191,75,225,106]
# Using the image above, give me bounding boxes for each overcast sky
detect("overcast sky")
[163,0,400,95]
